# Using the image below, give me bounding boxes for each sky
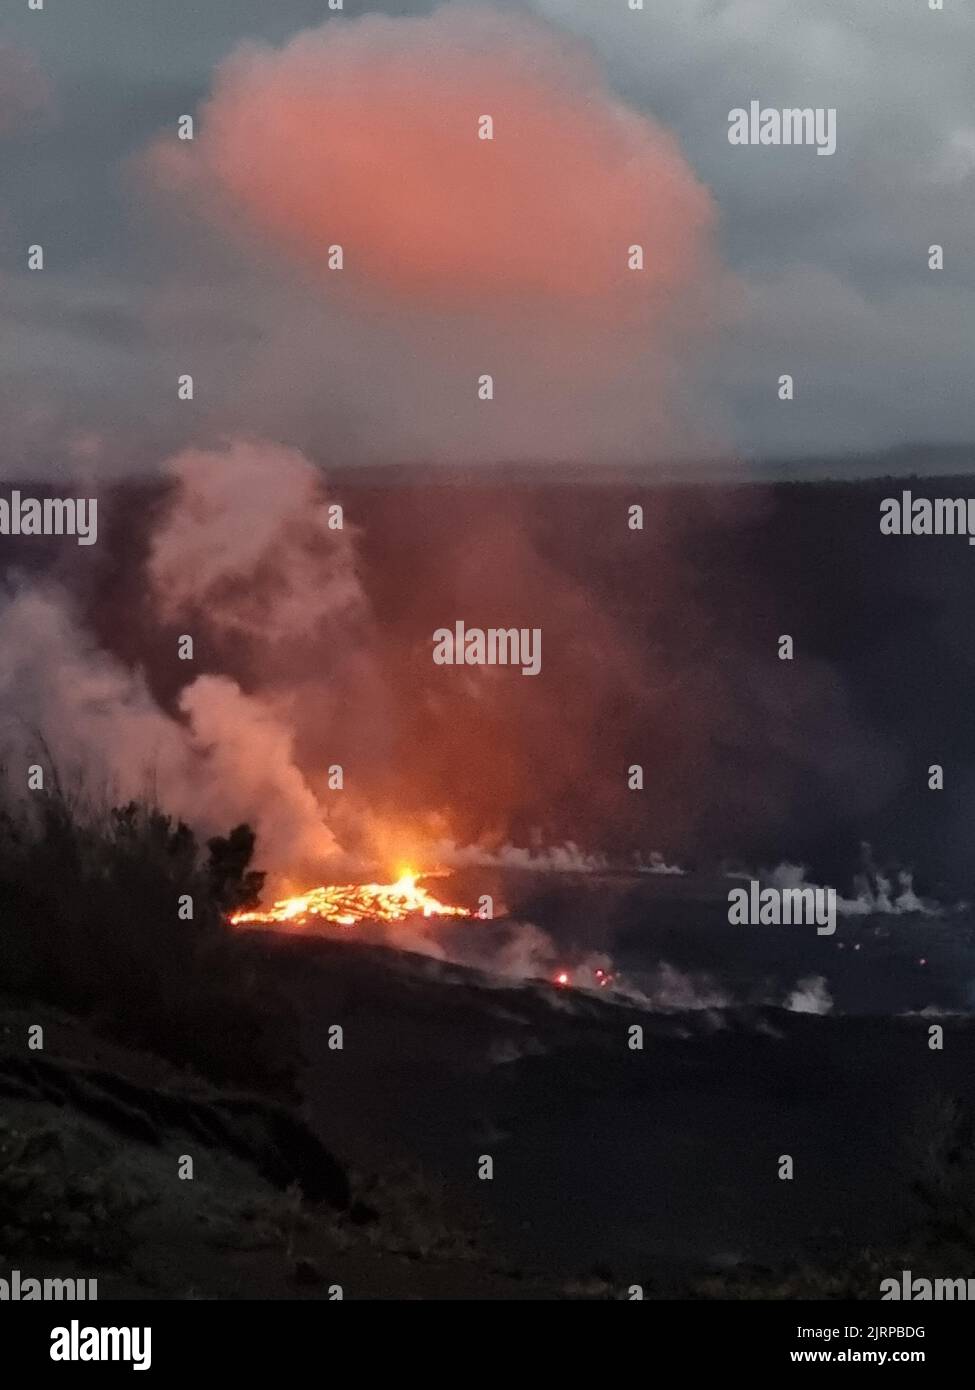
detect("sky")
[2,0,973,479]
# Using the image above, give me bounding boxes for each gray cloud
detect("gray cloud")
[2,0,973,478]
[529,0,975,459]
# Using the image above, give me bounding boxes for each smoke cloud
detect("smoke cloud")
[0,437,896,892]
[0,444,364,881]
[147,441,365,647]
[155,6,715,314]
[143,3,732,463]
[0,17,895,901]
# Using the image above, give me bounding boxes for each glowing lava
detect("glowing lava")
[230,869,470,929]
[553,965,615,989]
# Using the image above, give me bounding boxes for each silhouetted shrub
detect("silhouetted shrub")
[0,777,299,1097]
[207,824,266,912]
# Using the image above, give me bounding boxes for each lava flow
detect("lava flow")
[229,870,470,929]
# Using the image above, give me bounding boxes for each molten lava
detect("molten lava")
[229,870,470,929]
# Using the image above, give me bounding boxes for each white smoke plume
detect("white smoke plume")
[0,582,190,800]
[437,841,609,873]
[0,442,353,882]
[178,675,337,870]
[437,841,686,876]
[0,583,337,877]
[783,975,833,1015]
[147,440,365,646]
[764,858,949,918]
[635,850,687,876]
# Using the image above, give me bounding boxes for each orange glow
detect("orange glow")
[230,869,470,929]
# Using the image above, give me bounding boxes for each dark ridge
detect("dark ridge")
[0,1051,350,1211]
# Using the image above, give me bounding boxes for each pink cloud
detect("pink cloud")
[149,5,717,318]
